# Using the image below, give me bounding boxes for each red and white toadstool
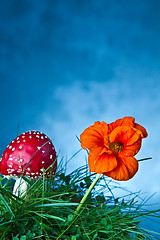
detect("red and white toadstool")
[0,130,57,196]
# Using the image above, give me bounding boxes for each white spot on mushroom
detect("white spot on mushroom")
[19,159,23,163]
[36,135,40,138]
[41,136,44,139]
[36,132,40,134]
[45,136,47,138]
[29,136,32,139]
[9,146,12,149]
[12,148,15,151]
[42,161,45,164]
[19,146,22,149]
[8,165,13,168]
[40,168,44,172]
[17,140,20,143]
[8,169,14,173]
[42,150,45,153]
[49,142,51,145]
[9,157,13,161]
[12,140,14,143]
[31,173,35,175]
[23,140,26,142]
[17,137,19,140]
[22,136,25,138]
[50,155,53,159]
[9,174,13,176]
[27,167,31,171]
[29,131,32,134]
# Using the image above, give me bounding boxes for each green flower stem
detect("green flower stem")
[73,173,102,219]
[56,173,102,240]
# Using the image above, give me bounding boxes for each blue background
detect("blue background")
[0,0,160,235]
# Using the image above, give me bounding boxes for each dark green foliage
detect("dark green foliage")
[0,164,160,239]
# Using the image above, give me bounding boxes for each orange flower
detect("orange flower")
[80,117,148,181]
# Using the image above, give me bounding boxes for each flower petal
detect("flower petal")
[108,117,135,133]
[80,121,108,153]
[109,126,142,156]
[104,156,138,181]
[88,151,117,173]
[134,123,148,138]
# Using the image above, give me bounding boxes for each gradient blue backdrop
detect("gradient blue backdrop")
[1,0,160,235]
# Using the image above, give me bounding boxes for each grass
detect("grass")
[0,158,160,239]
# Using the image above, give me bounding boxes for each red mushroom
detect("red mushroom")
[0,130,57,196]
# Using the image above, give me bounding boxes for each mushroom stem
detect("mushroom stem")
[13,177,28,197]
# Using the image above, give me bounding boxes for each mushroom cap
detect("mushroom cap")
[0,131,57,179]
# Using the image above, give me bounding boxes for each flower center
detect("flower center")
[109,141,123,153]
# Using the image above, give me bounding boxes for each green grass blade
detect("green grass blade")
[0,193,15,218]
